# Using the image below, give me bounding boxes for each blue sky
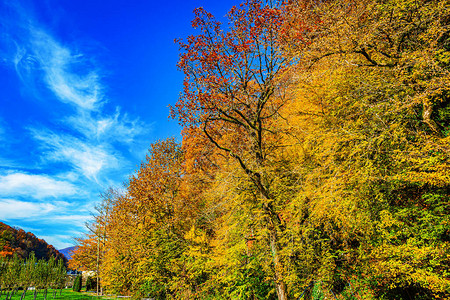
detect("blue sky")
[0,0,239,249]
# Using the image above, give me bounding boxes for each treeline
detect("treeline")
[0,254,66,300]
[0,222,66,262]
[71,0,450,299]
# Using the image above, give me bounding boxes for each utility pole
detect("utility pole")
[96,234,99,296]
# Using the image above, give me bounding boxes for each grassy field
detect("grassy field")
[1,289,124,300]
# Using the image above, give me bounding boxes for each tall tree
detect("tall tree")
[172,0,294,298]
[280,0,450,297]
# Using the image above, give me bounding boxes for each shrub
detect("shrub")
[85,276,97,291]
[72,274,82,292]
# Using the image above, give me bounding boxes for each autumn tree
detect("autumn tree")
[69,236,98,272]
[69,0,449,299]
[172,0,295,298]
[69,188,120,297]
[279,0,450,297]
[97,138,207,298]
[0,223,65,261]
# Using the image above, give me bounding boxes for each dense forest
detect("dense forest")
[70,0,450,299]
[0,222,66,262]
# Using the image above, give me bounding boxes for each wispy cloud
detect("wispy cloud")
[30,129,120,181]
[0,197,93,249]
[13,25,149,180]
[0,198,56,219]
[0,1,153,248]
[0,172,77,199]
[14,28,104,111]
[65,108,148,144]
[45,214,93,230]
[3,2,149,157]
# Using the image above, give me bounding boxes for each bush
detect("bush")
[85,276,97,291]
[73,274,82,292]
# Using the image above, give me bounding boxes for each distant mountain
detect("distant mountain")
[0,221,66,262]
[58,246,77,260]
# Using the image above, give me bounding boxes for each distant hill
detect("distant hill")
[58,246,77,260]
[0,221,66,262]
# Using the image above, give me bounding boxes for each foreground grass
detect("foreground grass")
[1,289,121,300]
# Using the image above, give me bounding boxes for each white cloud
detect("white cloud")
[0,2,153,250]
[15,28,104,111]
[30,129,120,181]
[0,199,56,219]
[49,214,93,228]
[5,10,151,181]
[0,198,91,249]
[11,33,150,148]
[11,24,149,182]
[0,173,77,199]
[65,108,148,144]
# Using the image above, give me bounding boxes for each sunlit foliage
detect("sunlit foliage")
[70,0,450,299]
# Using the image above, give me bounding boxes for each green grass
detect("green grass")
[1,289,121,300]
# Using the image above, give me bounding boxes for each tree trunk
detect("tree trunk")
[250,151,289,300]
[20,287,27,300]
[256,165,288,300]
[8,288,15,300]
[423,101,441,135]
[270,229,288,300]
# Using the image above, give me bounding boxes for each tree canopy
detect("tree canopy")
[70,0,450,299]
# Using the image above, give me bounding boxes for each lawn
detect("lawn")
[1,289,122,300]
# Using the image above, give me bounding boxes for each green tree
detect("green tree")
[19,253,36,300]
[55,258,67,296]
[73,274,82,293]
